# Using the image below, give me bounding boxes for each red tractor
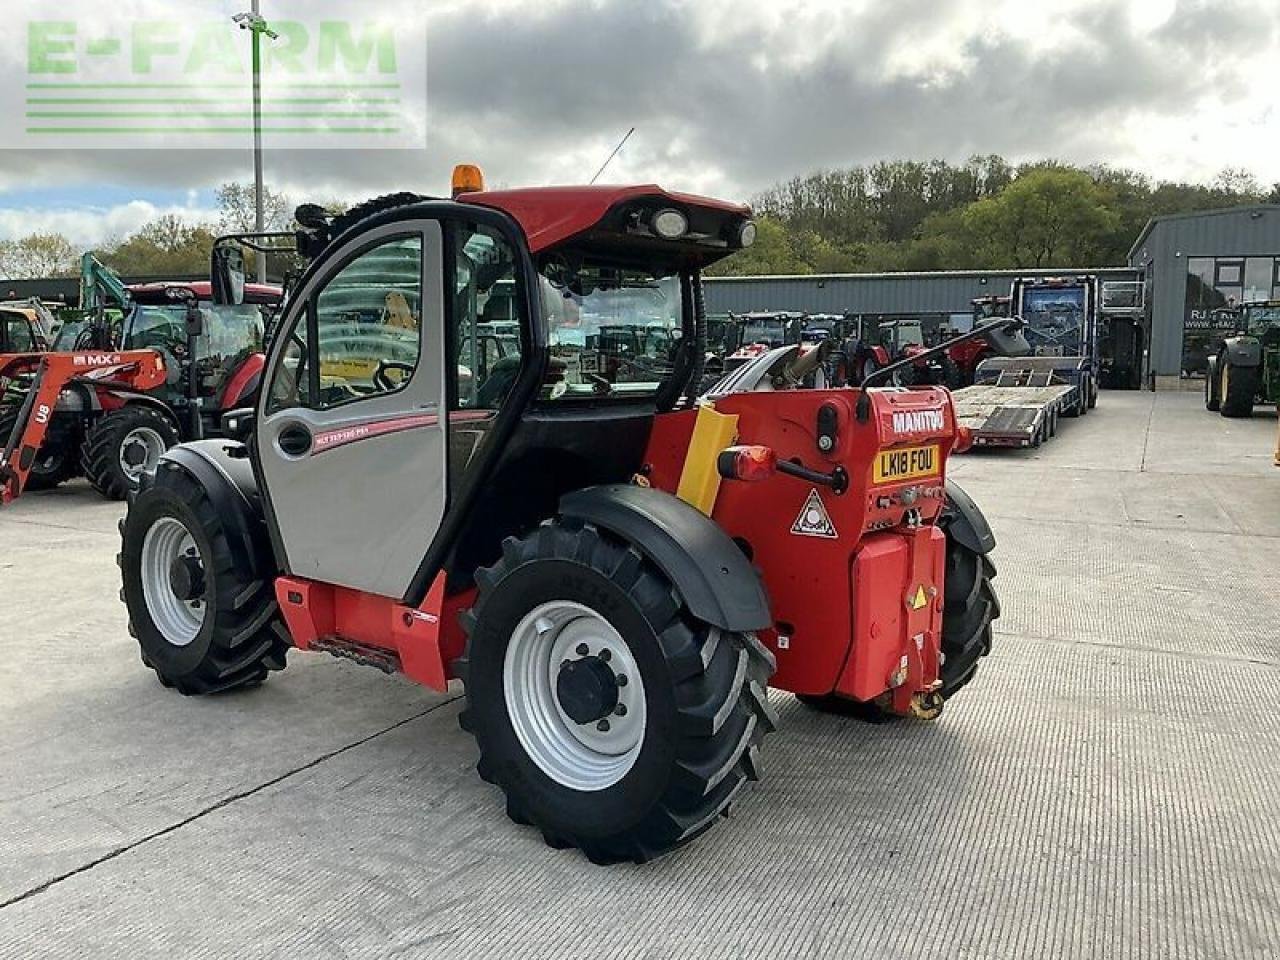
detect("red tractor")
[118,168,1001,863]
[951,295,1011,386]
[1,259,285,501]
[853,317,958,387]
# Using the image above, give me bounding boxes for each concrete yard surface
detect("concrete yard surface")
[1,390,1277,959]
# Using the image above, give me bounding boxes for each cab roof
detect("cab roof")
[126,281,283,305]
[456,185,750,254]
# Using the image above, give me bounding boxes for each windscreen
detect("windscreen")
[541,261,682,398]
[1020,285,1086,355]
[740,317,788,346]
[1245,305,1280,335]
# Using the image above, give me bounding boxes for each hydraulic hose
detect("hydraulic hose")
[685,271,708,406]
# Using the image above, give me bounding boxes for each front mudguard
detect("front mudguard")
[942,479,995,555]
[138,440,276,583]
[1221,337,1262,369]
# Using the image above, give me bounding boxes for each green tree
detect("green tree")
[960,168,1119,268]
[0,233,77,280]
[101,216,219,276]
[215,182,294,233]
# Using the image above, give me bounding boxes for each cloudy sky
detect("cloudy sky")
[0,0,1275,245]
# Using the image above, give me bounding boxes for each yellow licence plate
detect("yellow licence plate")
[874,444,940,484]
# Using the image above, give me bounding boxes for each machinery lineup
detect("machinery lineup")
[0,163,1271,865]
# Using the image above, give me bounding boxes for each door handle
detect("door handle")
[278,424,312,457]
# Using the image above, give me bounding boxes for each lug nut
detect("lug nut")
[616,674,628,687]
[596,719,611,732]
[575,643,589,656]
[599,649,612,662]
[614,704,627,717]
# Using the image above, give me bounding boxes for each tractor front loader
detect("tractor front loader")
[1,351,167,504]
[118,167,1003,863]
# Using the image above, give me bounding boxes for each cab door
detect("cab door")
[255,220,447,599]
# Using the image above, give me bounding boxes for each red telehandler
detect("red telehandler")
[118,167,1011,863]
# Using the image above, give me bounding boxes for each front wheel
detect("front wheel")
[83,406,180,501]
[0,409,78,490]
[1205,357,1221,411]
[120,465,289,694]
[457,520,777,863]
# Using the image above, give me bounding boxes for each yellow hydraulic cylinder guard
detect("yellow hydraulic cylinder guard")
[676,404,740,516]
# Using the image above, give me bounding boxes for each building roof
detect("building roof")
[1127,204,1280,263]
[704,265,1137,284]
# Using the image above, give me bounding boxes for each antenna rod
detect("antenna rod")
[589,127,636,185]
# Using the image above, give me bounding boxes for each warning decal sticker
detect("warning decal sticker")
[791,488,838,539]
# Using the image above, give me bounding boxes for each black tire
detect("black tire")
[456,519,777,864]
[1088,380,1098,409]
[1205,357,1221,411]
[82,406,180,501]
[1078,377,1091,417]
[0,409,78,491]
[120,466,289,695]
[938,528,999,698]
[1219,359,1258,418]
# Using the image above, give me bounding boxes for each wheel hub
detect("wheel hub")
[168,554,206,602]
[556,655,620,725]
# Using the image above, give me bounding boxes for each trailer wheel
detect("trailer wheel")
[1219,360,1258,418]
[120,469,290,695]
[457,520,777,864]
[0,409,78,490]
[82,406,179,501]
[1205,357,1221,411]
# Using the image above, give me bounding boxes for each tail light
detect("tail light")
[717,445,777,482]
[954,424,974,454]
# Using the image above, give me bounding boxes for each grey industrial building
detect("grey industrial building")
[1127,204,1280,388]
[706,204,1280,390]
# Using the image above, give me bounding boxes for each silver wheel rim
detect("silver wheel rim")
[119,426,166,482]
[503,600,647,792]
[140,516,206,647]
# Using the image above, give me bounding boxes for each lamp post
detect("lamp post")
[233,3,278,283]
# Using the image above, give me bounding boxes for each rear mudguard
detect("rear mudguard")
[141,440,275,582]
[942,479,996,555]
[1220,337,1262,368]
[559,484,772,633]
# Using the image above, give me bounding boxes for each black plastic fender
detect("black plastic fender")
[1221,336,1262,368]
[559,484,772,633]
[942,479,996,555]
[142,440,275,582]
[100,389,181,426]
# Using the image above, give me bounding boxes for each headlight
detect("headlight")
[55,389,85,412]
[738,221,758,248]
[651,209,689,240]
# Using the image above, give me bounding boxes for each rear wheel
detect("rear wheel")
[82,406,179,501]
[120,467,289,694]
[457,520,777,863]
[0,409,78,490]
[1219,360,1258,418]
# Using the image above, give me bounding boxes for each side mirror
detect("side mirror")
[985,317,1031,358]
[212,244,247,306]
[220,407,256,442]
[185,299,205,338]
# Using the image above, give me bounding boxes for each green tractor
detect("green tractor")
[1205,300,1280,418]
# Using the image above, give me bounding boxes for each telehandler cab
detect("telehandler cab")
[120,168,1004,863]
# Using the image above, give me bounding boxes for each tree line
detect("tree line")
[707,157,1279,276]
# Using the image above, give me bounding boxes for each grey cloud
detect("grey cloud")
[0,0,1273,214]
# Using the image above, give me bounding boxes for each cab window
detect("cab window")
[268,235,423,412]
[451,225,522,410]
[2,312,33,352]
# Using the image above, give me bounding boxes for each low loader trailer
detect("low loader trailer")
[950,356,1088,449]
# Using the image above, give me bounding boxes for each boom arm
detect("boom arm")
[78,252,131,315]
